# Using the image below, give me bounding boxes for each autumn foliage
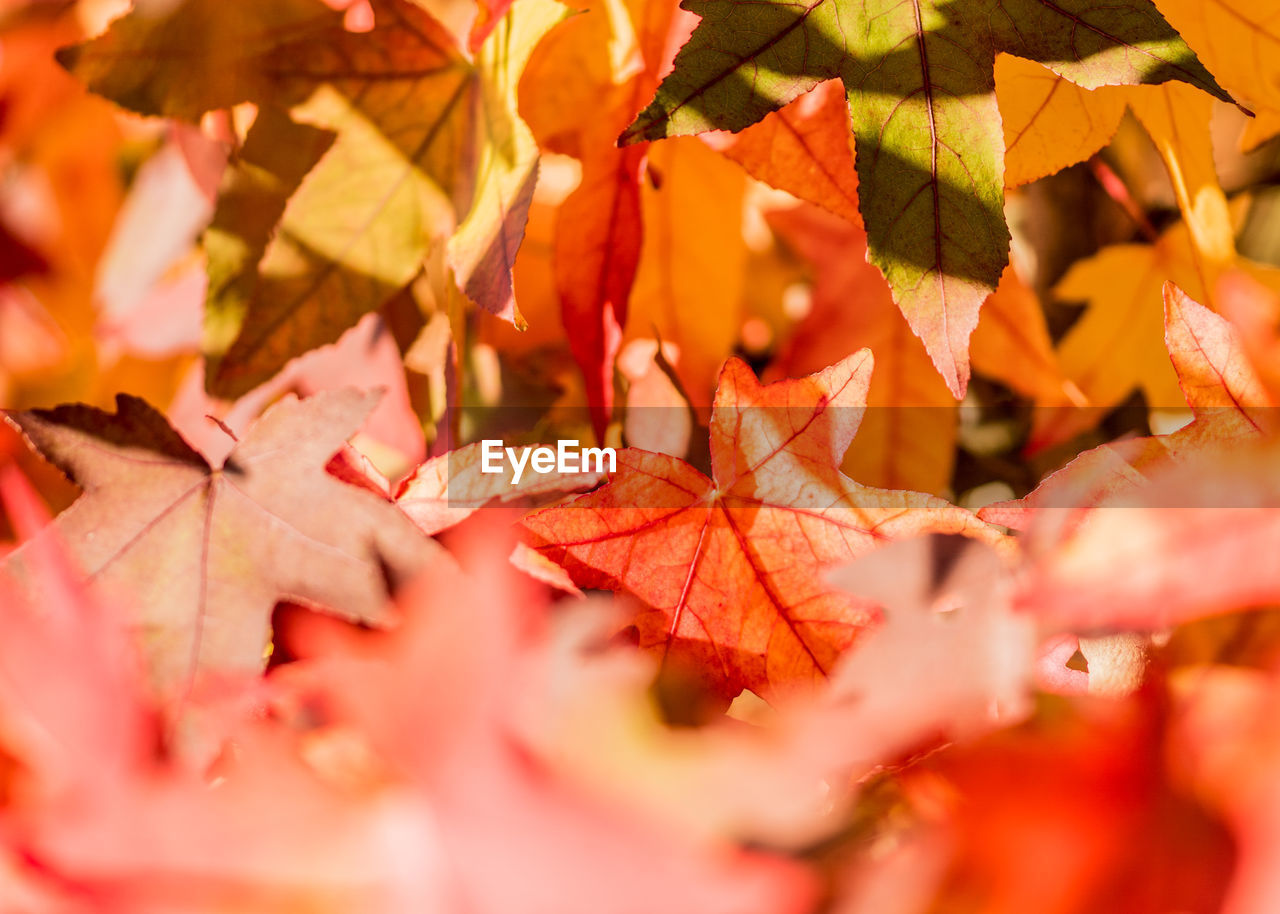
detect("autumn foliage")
[8,0,1280,909]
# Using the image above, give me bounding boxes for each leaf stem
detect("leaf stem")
[1088,156,1158,244]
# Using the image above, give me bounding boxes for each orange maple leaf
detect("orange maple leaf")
[524,352,996,699]
[706,80,861,228]
[982,283,1271,534]
[982,284,1280,632]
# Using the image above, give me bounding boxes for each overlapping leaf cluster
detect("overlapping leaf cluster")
[6,0,1280,910]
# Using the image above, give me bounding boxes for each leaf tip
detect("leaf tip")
[1161,281,1193,324]
[930,352,969,401]
[617,121,648,147]
[824,347,876,387]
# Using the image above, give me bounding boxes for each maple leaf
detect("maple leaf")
[61,0,564,397]
[553,133,645,434]
[996,54,1129,187]
[1007,438,1280,632]
[395,439,605,536]
[169,311,426,475]
[921,691,1236,914]
[1,469,806,913]
[995,58,1229,215]
[629,136,749,406]
[996,63,1236,282]
[525,6,858,430]
[815,533,1036,769]
[54,2,339,122]
[520,0,687,433]
[619,0,1232,397]
[981,288,1280,631]
[1,389,435,703]
[0,466,432,912]
[276,521,820,914]
[1218,270,1280,407]
[1156,0,1280,150]
[1026,201,1280,452]
[524,351,995,699]
[770,204,1073,494]
[969,262,1080,407]
[510,535,1036,851]
[706,78,862,227]
[768,203,957,495]
[525,0,773,425]
[982,283,1271,532]
[0,465,150,803]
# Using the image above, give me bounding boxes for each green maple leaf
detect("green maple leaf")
[621,0,1234,396]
